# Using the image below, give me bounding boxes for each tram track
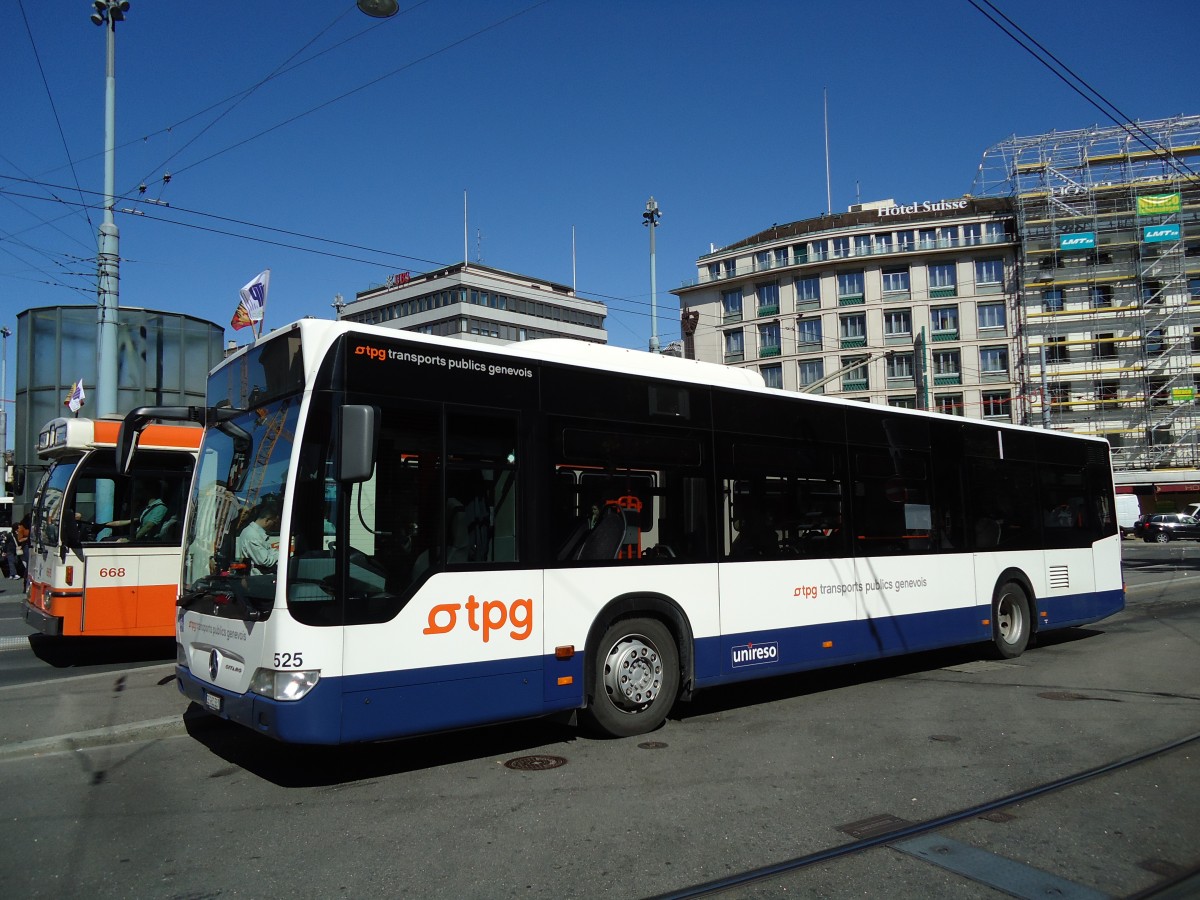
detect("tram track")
[650,731,1200,900]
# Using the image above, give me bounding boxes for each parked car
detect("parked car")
[1141,513,1200,543]
[1132,514,1153,539]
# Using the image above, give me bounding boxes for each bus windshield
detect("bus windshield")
[181,396,299,615]
[32,460,74,548]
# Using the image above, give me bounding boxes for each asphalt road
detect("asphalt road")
[0,546,1196,899]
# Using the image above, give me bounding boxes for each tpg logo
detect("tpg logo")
[354,345,387,362]
[731,641,779,668]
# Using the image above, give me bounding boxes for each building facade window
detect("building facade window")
[883,309,912,339]
[1046,336,1068,363]
[837,271,865,300]
[929,263,957,296]
[722,289,743,322]
[981,345,1009,376]
[963,223,982,246]
[977,302,1006,330]
[981,390,1012,419]
[882,267,910,294]
[931,305,959,336]
[758,321,781,357]
[832,236,850,259]
[984,221,1007,243]
[760,363,782,388]
[795,275,821,305]
[886,353,914,381]
[839,313,866,347]
[932,349,961,377]
[1094,333,1117,359]
[796,317,822,347]
[936,393,964,416]
[841,355,869,391]
[874,232,893,254]
[724,329,744,362]
[756,282,780,316]
[854,234,872,256]
[888,396,916,408]
[1090,285,1114,308]
[798,358,825,389]
[1042,289,1064,312]
[975,258,1004,287]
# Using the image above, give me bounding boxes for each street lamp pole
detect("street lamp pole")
[0,326,9,491]
[643,197,661,353]
[91,0,129,420]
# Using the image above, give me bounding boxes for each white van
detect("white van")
[1115,494,1141,538]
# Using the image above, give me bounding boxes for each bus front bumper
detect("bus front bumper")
[176,664,342,744]
[23,602,63,636]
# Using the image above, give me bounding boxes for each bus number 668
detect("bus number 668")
[98,567,126,578]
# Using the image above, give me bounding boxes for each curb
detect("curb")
[0,714,186,762]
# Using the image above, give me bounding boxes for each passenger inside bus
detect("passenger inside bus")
[235,496,282,575]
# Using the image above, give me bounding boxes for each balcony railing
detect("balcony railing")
[759,345,781,358]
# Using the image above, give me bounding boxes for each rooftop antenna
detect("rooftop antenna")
[824,87,832,215]
[476,228,482,263]
[463,189,468,266]
[571,225,577,292]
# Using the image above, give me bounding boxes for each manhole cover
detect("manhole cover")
[1037,691,1091,701]
[836,814,912,840]
[979,811,1016,823]
[503,755,567,771]
[638,741,668,750]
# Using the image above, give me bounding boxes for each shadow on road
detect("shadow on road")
[184,630,1106,788]
[27,635,175,668]
[184,704,579,788]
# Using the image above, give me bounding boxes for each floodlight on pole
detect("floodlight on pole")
[357,0,399,17]
[0,326,9,481]
[643,197,661,353]
[91,0,130,423]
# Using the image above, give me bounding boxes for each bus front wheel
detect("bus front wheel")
[582,617,680,738]
[992,582,1032,659]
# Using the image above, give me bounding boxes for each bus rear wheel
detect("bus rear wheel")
[582,617,680,738]
[992,582,1032,659]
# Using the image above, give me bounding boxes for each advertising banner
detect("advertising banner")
[1058,232,1096,250]
[1137,193,1181,215]
[1143,223,1181,243]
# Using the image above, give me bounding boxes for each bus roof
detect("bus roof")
[37,416,201,459]
[236,319,1110,449]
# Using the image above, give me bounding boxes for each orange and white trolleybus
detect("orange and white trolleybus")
[24,416,200,637]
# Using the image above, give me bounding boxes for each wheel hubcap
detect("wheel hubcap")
[602,634,663,713]
[997,594,1022,644]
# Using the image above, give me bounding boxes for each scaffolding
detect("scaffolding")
[976,116,1200,471]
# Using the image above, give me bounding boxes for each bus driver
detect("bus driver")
[235,496,282,576]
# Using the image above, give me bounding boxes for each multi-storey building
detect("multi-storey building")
[977,115,1200,481]
[341,262,607,345]
[672,197,1020,420]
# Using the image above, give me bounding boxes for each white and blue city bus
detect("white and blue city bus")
[130,319,1123,744]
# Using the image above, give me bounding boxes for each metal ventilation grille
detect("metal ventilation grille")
[1048,565,1070,590]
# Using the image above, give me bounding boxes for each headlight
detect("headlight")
[249,668,321,701]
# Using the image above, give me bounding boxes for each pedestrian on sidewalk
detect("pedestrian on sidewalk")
[2,517,30,582]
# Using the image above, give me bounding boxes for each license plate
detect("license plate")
[205,692,222,713]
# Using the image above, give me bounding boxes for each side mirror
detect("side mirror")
[60,510,84,563]
[337,404,379,483]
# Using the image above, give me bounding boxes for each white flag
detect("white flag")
[232,269,270,331]
[65,378,86,413]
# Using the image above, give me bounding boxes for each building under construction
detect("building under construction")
[977,115,1200,494]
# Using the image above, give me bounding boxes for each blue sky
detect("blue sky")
[4,0,1195,352]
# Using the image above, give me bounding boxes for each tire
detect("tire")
[992,581,1032,660]
[581,617,680,738]
[1155,531,1171,543]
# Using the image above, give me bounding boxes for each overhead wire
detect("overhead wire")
[967,0,1199,181]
